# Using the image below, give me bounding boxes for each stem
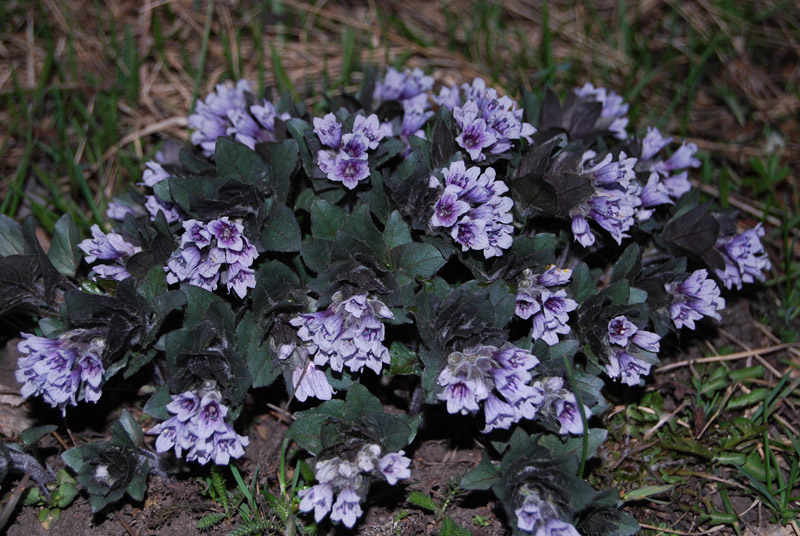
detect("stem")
[562,353,589,478]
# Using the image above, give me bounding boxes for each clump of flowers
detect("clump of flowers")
[148,386,249,466]
[298,444,411,528]
[515,266,578,345]
[0,65,776,533]
[436,78,535,161]
[15,331,105,415]
[314,113,386,189]
[429,160,514,257]
[290,293,393,376]
[165,217,258,298]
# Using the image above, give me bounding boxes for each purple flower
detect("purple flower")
[607,316,638,346]
[655,142,701,173]
[352,114,386,150]
[538,266,573,287]
[632,330,661,353]
[188,80,252,156]
[208,217,244,250]
[583,152,637,189]
[452,216,489,251]
[314,113,342,149]
[516,268,577,346]
[554,392,588,435]
[149,389,248,466]
[226,263,256,299]
[377,451,411,485]
[15,332,105,415]
[141,160,170,187]
[331,486,363,528]
[106,202,137,221]
[714,224,771,290]
[373,67,433,103]
[324,154,371,189]
[606,350,652,386]
[144,195,183,223]
[292,361,334,402]
[298,483,334,522]
[570,215,595,247]
[636,172,673,221]
[515,495,543,532]
[535,518,581,536]
[586,190,637,245]
[431,185,470,227]
[662,171,692,198]
[78,224,139,263]
[454,102,497,161]
[667,269,725,330]
[482,393,517,432]
[574,82,629,139]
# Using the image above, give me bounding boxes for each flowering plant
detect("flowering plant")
[0,66,770,533]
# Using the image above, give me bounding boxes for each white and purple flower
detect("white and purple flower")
[573,82,629,140]
[148,389,249,466]
[666,269,725,329]
[314,113,384,189]
[603,315,660,386]
[515,266,578,346]
[15,332,106,415]
[714,224,771,290]
[636,126,700,200]
[78,224,141,281]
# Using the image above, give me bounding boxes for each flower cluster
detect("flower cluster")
[188,79,288,157]
[569,151,640,247]
[78,224,142,281]
[604,316,660,386]
[573,82,629,140]
[714,224,771,290]
[165,217,258,298]
[515,488,581,536]
[290,293,394,375]
[666,269,725,329]
[515,266,578,345]
[148,389,249,465]
[298,444,411,528]
[429,160,514,258]
[373,66,434,105]
[535,377,591,435]
[437,344,543,433]
[436,78,535,161]
[636,126,700,200]
[314,113,386,189]
[15,332,105,415]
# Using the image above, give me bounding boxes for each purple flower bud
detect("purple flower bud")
[606,350,652,386]
[538,266,573,287]
[141,160,170,187]
[631,330,661,353]
[377,451,411,485]
[482,393,517,432]
[640,127,672,161]
[298,483,334,522]
[330,486,363,528]
[78,224,140,264]
[571,215,595,247]
[535,518,581,536]
[145,195,183,224]
[662,171,692,199]
[106,202,136,221]
[667,269,725,330]
[714,224,771,290]
[656,142,701,173]
[515,495,543,532]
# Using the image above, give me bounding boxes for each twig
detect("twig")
[638,522,724,535]
[656,343,799,373]
[115,511,138,536]
[643,400,690,441]
[0,473,30,531]
[718,328,784,379]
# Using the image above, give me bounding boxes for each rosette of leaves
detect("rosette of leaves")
[460,428,638,536]
[62,410,167,513]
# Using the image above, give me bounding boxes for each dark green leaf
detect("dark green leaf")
[261,203,301,252]
[407,490,438,513]
[143,384,172,420]
[388,341,421,376]
[238,312,279,388]
[182,285,223,330]
[20,425,57,448]
[126,460,149,502]
[48,214,81,277]
[343,383,383,421]
[460,452,501,491]
[440,517,472,536]
[311,199,347,241]
[215,138,270,191]
[383,210,412,250]
[390,242,445,279]
[0,215,29,256]
[610,243,640,283]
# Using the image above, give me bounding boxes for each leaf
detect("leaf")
[61,446,88,472]
[383,210,413,250]
[407,490,438,513]
[261,203,301,252]
[256,138,299,202]
[238,312,279,388]
[388,341,421,376]
[112,409,144,449]
[215,137,270,191]
[569,262,595,303]
[610,243,640,283]
[126,459,149,502]
[390,242,446,279]
[182,285,223,330]
[0,215,28,256]
[47,214,82,277]
[344,383,383,421]
[20,425,57,448]
[440,517,473,536]
[143,384,172,420]
[621,484,673,502]
[460,452,501,490]
[310,199,347,241]
[287,415,331,456]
